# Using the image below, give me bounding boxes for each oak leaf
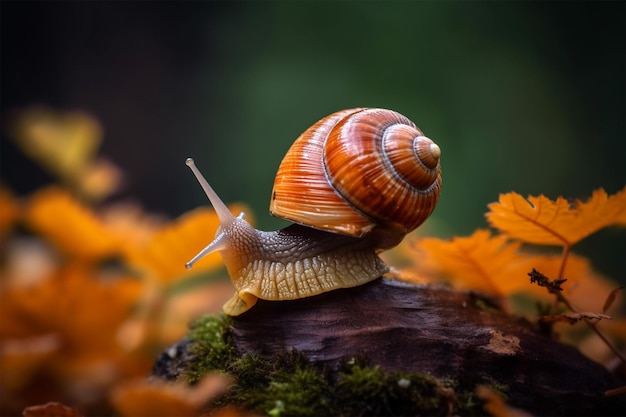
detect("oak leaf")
[486,187,626,246]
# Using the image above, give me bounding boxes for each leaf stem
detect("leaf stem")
[555,289,626,365]
[556,244,570,280]
[554,244,626,365]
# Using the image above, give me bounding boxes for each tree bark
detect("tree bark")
[153,278,624,416]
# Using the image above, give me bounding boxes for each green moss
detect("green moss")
[473,297,502,314]
[179,314,490,416]
[334,360,451,416]
[184,314,236,383]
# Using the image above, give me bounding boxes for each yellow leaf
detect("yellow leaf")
[8,107,101,178]
[7,107,122,201]
[409,230,534,297]
[486,187,626,246]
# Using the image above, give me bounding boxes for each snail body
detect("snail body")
[186,108,441,316]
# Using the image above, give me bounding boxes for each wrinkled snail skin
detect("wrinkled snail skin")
[185,108,442,316]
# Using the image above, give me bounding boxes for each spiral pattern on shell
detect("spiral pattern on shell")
[270,108,442,239]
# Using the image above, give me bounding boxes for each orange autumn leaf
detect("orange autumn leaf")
[476,385,533,417]
[100,202,166,250]
[0,265,144,375]
[24,187,120,260]
[128,204,251,283]
[0,334,60,392]
[528,254,619,314]
[111,373,231,417]
[409,229,619,306]
[410,229,533,297]
[486,187,626,246]
[0,265,148,413]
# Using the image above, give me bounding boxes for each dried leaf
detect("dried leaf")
[528,268,567,293]
[22,402,83,417]
[529,255,619,314]
[578,318,626,364]
[541,312,612,324]
[486,187,626,246]
[603,287,624,314]
[409,230,534,297]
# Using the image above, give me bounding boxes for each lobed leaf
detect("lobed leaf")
[486,187,626,246]
[408,230,618,309]
[411,229,533,297]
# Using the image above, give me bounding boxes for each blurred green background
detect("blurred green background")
[1,1,624,281]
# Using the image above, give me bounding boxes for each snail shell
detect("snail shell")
[270,108,441,245]
[185,108,442,315]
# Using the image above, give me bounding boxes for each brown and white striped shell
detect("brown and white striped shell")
[270,108,442,244]
[184,108,442,315]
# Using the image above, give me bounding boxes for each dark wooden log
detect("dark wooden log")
[153,278,624,416]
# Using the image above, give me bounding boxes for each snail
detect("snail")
[185,108,442,316]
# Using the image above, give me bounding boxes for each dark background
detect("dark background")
[1,1,624,282]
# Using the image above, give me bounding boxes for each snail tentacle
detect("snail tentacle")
[184,108,442,316]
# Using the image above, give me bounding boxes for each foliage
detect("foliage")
[402,187,626,372]
[1,108,248,416]
[1,106,624,415]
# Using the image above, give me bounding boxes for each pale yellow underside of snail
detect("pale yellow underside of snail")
[185,108,442,315]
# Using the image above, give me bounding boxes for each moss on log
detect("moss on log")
[152,278,624,416]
